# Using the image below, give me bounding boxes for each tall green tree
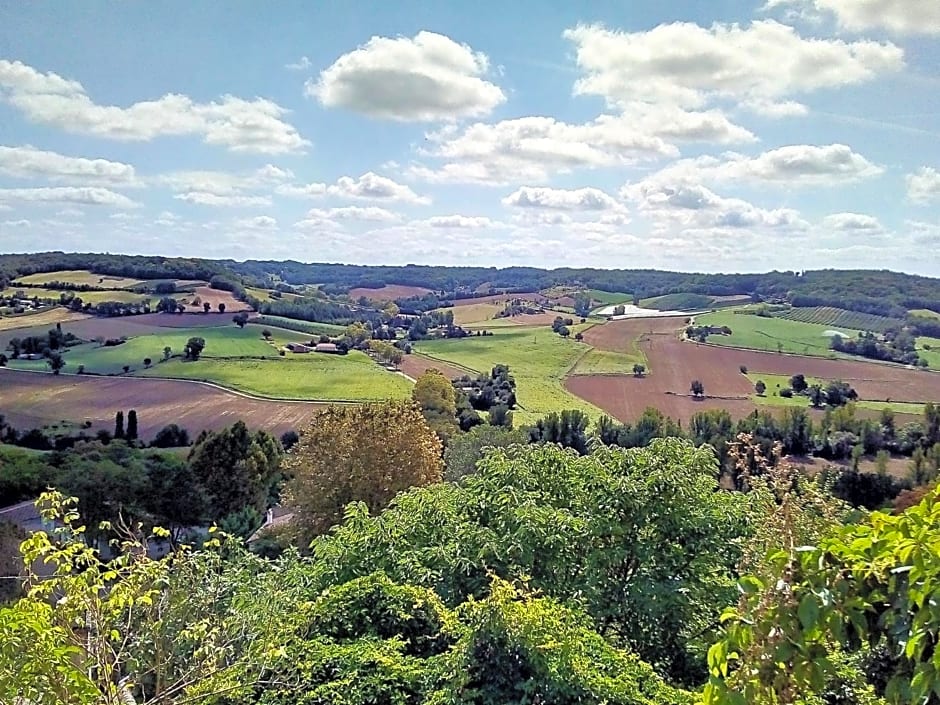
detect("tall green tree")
[125,409,138,442]
[187,421,282,523]
[114,410,125,439]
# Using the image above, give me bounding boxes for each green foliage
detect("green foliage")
[312,439,751,684]
[443,424,527,482]
[188,421,282,522]
[706,482,940,705]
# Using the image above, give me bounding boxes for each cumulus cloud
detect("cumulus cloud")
[424,215,498,228]
[623,179,805,230]
[235,215,278,229]
[764,0,940,35]
[502,186,623,211]
[822,212,883,231]
[277,172,429,203]
[410,114,677,185]
[174,192,271,207]
[564,20,903,110]
[305,206,402,222]
[907,167,940,204]
[309,31,505,121]
[640,144,883,187]
[0,60,310,154]
[0,186,139,208]
[0,145,139,185]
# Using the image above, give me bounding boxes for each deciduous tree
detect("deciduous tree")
[284,401,443,544]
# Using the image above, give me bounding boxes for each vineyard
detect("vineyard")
[775,306,900,333]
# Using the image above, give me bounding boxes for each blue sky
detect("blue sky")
[1,0,940,274]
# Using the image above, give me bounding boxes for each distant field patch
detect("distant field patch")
[641,292,713,311]
[348,284,432,301]
[245,286,274,302]
[917,336,940,369]
[694,309,842,355]
[0,308,90,332]
[180,286,252,312]
[415,325,604,423]
[775,306,900,333]
[6,287,161,305]
[586,289,632,305]
[910,309,940,320]
[13,270,145,288]
[452,292,546,306]
[447,302,503,325]
[138,352,413,401]
[251,315,346,336]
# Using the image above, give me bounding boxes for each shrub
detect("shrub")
[780,388,793,398]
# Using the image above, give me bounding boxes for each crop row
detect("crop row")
[776,306,899,333]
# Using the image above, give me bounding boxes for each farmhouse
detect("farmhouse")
[285,342,312,353]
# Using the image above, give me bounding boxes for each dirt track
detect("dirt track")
[0,369,327,440]
[567,317,940,423]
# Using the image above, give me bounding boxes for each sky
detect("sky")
[1,0,940,275]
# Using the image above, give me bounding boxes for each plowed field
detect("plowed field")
[0,369,326,440]
[566,317,940,423]
[399,354,469,380]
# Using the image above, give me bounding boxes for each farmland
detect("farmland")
[774,306,899,333]
[448,302,503,325]
[693,309,846,355]
[138,353,413,401]
[8,287,165,305]
[415,325,605,423]
[0,308,90,332]
[348,284,432,301]
[586,289,632,305]
[12,270,146,288]
[0,368,326,441]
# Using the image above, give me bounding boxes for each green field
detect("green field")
[8,326,279,375]
[587,289,632,305]
[570,348,644,375]
[12,270,145,288]
[251,315,347,337]
[640,292,713,311]
[138,352,413,401]
[415,326,605,423]
[910,309,940,320]
[774,306,900,333]
[449,302,503,326]
[694,309,846,355]
[917,336,940,369]
[3,286,187,306]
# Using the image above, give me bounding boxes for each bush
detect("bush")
[779,388,793,398]
[151,424,190,448]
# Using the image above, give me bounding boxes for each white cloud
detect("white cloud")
[642,144,883,187]
[741,98,809,118]
[424,215,498,228]
[158,165,289,196]
[410,114,677,185]
[0,60,310,154]
[907,167,940,204]
[277,172,429,203]
[0,186,138,208]
[765,0,940,36]
[564,20,903,109]
[306,206,401,222]
[285,56,312,71]
[310,31,505,121]
[822,212,883,231]
[502,186,623,211]
[623,179,805,230]
[1,219,31,228]
[174,192,271,207]
[235,215,278,229]
[0,145,139,185]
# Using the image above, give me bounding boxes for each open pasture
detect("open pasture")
[138,352,413,401]
[6,287,159,305]
[348,284,432,301]
[180,286,252,312]
[448,302,503,325]
[693,309,847,355]
[12,270,145,289]
[451,292,547,306]
[586,289,632,305]
[910,309,940,320]
[774,306,900,333]
[415,326,604,422]
[0,368,327,441]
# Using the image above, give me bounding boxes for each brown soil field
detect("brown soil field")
[399,354,468,381]
[182,287,252,312]
[452,292,547,306]
[0,369,326,440]
[349,284,432,301]
[566,317,940,423]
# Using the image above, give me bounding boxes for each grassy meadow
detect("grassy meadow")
[415,325,606,423]
[138,352,413,401]
[12,270,145,288]
[694,309,846,355]
[744,372,926,415]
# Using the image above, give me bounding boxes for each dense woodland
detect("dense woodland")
[3,253,940,319]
